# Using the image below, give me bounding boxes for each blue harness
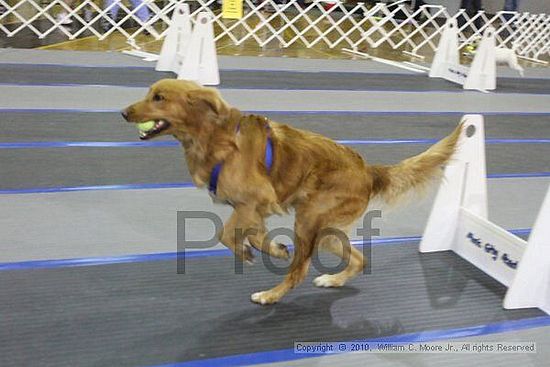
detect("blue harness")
[209,122,274,195]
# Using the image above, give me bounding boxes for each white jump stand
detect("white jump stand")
[429,20,496,93]
[420,114,550,314]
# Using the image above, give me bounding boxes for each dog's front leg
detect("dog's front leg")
[219,208,254,264]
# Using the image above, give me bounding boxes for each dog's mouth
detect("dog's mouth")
[139,119,170,140]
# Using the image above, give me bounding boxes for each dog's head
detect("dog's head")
[122,79,231,141]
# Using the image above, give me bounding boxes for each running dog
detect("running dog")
[468,37,524,76]
[122,79,462,305]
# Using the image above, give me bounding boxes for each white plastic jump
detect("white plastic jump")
[155,4,219,86]
[420,115,550,315]
[156,3,192,73]
[429,20,496,93]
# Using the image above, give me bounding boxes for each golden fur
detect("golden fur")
[123,79,463,305]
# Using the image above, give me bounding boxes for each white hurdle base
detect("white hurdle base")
[420,115,550,314]
[342,48,427,74]
[123,50,159,62]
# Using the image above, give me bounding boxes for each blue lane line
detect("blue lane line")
[343,138,550,144]
[3,62,548,81]
[0,141,178,149]
[150,315,550,367]
[2,138,550,149]
[0,108,121,113]
[4,81,550,95]
[488,172,550,179]
[2,108,550,116]
[0,182,195,194]
[0,62,157,70]
[0,172,549,195]
[0,228,531,271]
[0,82,143,89]
[0,250,229,271]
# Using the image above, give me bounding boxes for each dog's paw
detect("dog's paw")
[313,274,345,288]
[237,246,255,264]
[251,290,279,305]
[273,243,290,260]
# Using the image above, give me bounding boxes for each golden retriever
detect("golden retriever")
[123,79,462,305]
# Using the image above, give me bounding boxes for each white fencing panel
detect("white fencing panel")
[0,0,548,63]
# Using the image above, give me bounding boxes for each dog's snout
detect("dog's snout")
[121,109,130,121]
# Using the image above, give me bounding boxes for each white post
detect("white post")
[420,114,488,253]
[420,115,549,314]
[429,19,460,79]
[177,12,220,86]
[504,186,550,314]
[156,3,192,73]
[464,27,497,92]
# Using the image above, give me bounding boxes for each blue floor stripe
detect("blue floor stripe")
[2,138,550,149]
[0,173,548,195]
[3,81,550,95]
[0,82,142,89]
[0,62,156,70]
[4,62,548,81]
[0,228,531,271]
[488,172,550,179]
[150,315,550,367]
[0,182,195,194]
[0,108,120,113]
[2,108,550,116]
[0,141,178,149]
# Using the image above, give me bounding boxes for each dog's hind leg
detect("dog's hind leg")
[312,197,369,288]
[508,52,524,76]
[313,225,366,288]
[250,193,368,304]
[515,62,524,77]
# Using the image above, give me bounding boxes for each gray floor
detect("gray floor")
[1,64,548,94]
[2,144,550,190]
[2,48,549,78]
[2,112,549,189]
[1,52,549,367]
[259,326,550,367]
[2,112,550,141]
[3,85,550,113]
[0,244,543,367]
[1,178,548,263]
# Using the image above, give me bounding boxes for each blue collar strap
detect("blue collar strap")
[208,162,223,194]
[209,122,273,195]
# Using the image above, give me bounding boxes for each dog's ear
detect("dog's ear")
[187,88,230,120]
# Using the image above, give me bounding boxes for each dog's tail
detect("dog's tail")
[368,123,463,205]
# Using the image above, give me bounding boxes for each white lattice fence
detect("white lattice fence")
[0,0,174,41]
[1,0,549,62]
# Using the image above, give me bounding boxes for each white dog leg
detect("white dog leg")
[514,61,524,77]
[496,49,524,77]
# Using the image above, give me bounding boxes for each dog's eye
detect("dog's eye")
[152,94,164,102]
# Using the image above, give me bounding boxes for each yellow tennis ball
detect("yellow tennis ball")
[136,120,155,132]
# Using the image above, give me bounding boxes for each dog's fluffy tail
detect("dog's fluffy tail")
[368,123,463,205]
